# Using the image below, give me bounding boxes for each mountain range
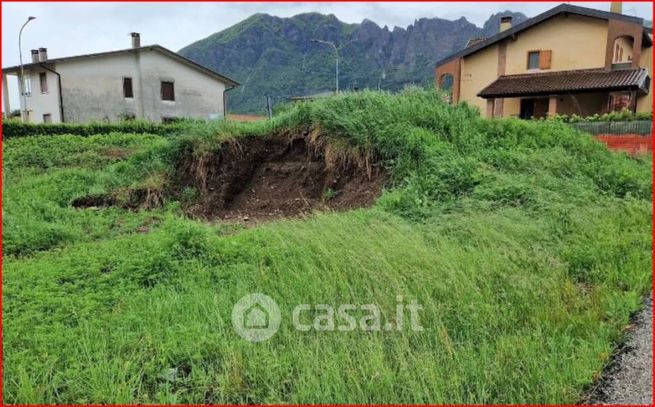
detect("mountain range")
[179,11,528,114]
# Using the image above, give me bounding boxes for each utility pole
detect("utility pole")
[18,16,37,122]
[266,95,273,119]
[311,39,339,94]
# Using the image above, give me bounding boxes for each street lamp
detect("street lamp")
[19,16,36,122]
[311,39,339,94]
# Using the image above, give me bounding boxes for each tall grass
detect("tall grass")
[2,89,651,404]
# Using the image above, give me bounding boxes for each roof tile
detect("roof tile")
[478,68,650,98]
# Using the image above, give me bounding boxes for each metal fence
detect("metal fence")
[566,120,652,136]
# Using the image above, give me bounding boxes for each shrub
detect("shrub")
[547,108,652,123]
[2,119,188,138]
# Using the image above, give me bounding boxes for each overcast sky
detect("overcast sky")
[2,2,652,112]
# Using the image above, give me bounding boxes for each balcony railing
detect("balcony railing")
[566,120,652,136]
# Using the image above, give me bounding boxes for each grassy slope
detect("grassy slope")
[2,90,652,404]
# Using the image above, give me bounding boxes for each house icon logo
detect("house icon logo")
[232,293,281,342]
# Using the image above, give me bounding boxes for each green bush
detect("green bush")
[2,119,188,138]
[547,108,652,123]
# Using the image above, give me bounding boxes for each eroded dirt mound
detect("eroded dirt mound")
[176,132,385,222]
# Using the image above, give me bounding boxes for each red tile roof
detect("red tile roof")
[478,68,650,98]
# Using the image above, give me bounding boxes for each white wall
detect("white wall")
[57,52,139,122]
[139,51,225,122]
[17,48,228,123]
[19,68,62,123]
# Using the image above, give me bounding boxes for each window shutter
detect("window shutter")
[539,50,552,69]
[123,78,134,98]
[161,81,175,101]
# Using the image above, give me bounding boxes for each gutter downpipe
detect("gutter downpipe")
[39,63,64,122]
[223,85,237,120]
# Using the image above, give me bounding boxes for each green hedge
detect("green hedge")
[2,119,187,138]
[547,108,652,123]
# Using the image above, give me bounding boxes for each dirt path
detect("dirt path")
[589,295,652,404]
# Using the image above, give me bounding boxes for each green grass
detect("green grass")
[2,89,652,404]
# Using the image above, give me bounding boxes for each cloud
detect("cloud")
[3,2,651,65]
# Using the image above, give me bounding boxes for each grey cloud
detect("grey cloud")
[3,2,650,67]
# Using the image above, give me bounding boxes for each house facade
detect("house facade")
[2,34,238,124]
[434,3,652,119]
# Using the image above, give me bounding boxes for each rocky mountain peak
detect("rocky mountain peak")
[179,10,528,113]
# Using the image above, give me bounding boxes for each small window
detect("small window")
[161,81,175,101]
[439,73,454,104]
[439,74,454,92]
[123,77,134,98]
[39,72,48,93]
[43,113,52,124]
[22,77,32,96]
[608,91,632,112]
[526,50,552,70]
[527,51,540,70]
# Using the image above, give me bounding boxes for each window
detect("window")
[520,98,549,119]
[161,81,175,101]
[527,51,540,70]
[439,74,454,92]
[608,91,632,112]
[439,73,454,103]
[613,36,635,63]
[22,77,32,96]
[43,113,52,124]
[527,50,552,70]
[123,77,134,98]
[39,72,48,93]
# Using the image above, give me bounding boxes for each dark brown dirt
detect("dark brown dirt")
[175,132,385,222]
[71,194,118,208]
[72,187,163,210]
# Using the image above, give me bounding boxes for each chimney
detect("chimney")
[31,49,39,63]
[131,32,140,49]
[38,47,48,62]
[610,2,622,14]
[500,16,512,32]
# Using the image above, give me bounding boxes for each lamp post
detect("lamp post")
[311,39,339,94]
[19,16,36,122]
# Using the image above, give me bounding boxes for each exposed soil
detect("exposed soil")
[71,132,385,222]
[72,187,163,211]
[71,194,118,209]
[175,132,385,222]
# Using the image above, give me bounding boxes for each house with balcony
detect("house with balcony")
[2,33,239,124]
[434,2,652,119]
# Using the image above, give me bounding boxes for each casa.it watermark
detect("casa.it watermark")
[232,293,423,342]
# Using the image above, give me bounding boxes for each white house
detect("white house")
[2,33,239,124]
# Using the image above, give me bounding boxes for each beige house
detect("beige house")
[435,3,652,119]
[2,33,238,124]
